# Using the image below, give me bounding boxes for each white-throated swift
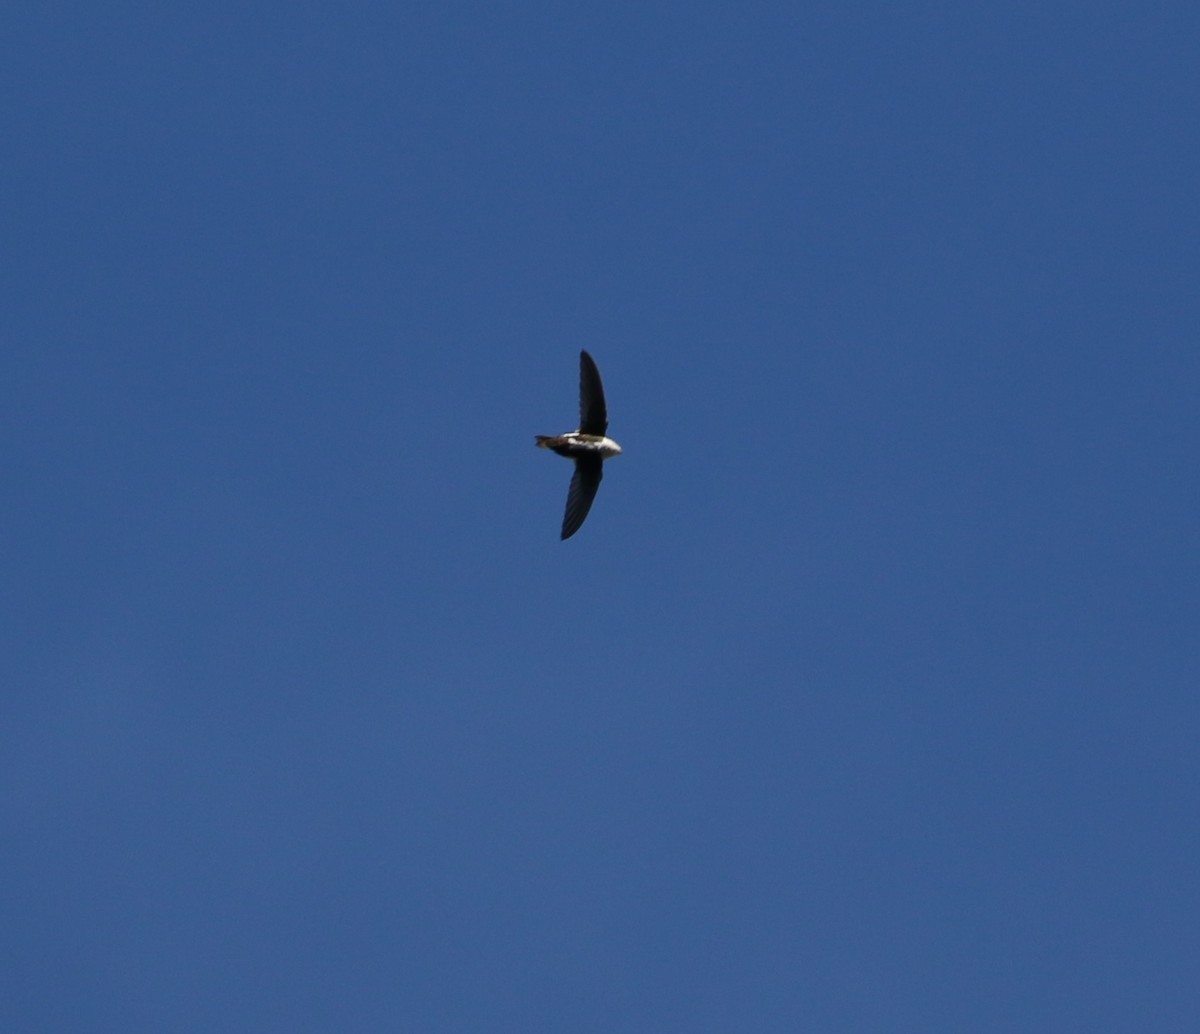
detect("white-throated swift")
[535,350,622,539]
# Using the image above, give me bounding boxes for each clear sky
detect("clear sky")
[4,3,1198,1031]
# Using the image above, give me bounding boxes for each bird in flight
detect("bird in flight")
[535,350,622,539]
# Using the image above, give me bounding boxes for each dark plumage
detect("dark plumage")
[535,350,623,539]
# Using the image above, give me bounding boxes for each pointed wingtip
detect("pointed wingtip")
[577,351,608,436]
[559,456,602,540]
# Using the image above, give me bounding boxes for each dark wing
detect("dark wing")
[561,456,604,539]
[578,350,608,436]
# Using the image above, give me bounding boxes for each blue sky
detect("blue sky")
[3,2,1198,1030]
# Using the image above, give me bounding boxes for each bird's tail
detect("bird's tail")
[534,435,554,448]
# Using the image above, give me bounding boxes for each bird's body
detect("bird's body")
[534,432,623,459]
[536,351,621,539]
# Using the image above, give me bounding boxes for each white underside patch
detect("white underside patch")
[564,433,623,458]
